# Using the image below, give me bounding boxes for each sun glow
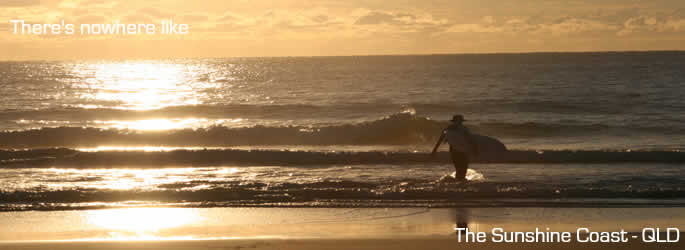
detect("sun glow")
[87,208,202,237]
[92,118,244,131]
[70,62,213,110]
[100,118,207,131]
[76,146,223,152]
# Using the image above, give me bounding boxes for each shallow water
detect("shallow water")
[0,162,683,211]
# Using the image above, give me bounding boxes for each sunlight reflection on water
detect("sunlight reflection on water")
[71,62,214,110]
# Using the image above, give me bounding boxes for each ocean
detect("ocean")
[1,52,684,211]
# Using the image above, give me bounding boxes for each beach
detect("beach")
[0,207,683,248]
[1,238,683,250]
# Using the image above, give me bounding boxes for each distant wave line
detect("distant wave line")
[1,113,683,148]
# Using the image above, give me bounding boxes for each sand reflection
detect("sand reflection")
[86,208,203,240]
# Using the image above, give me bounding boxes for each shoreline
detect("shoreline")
[2,198,685,213]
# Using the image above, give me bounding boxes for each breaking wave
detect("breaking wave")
[0,100,641,121]
[1,113,682,148]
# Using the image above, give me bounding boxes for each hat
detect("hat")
[450,114,466,123]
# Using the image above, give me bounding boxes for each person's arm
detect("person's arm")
[431,129,447,156]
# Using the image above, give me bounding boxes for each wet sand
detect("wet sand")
[0,207,683,249]
[1,238,684,250]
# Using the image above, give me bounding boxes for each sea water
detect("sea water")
[0,52,684,210]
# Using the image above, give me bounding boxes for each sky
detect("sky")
[1,0,685,60]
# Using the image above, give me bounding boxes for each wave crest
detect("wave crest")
[2,112,681,148]
[0,113,444,147]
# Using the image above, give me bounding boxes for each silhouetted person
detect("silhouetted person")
[431,114,478,181]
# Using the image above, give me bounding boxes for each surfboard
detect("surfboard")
[468,134,507,161]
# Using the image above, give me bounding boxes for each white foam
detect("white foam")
[465,169,485,181]
[439,169,485,183]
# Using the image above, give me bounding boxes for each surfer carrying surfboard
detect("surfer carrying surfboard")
[431,114,479,181]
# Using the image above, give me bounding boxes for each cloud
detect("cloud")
[119,8,173,24]
[535,17,618,35]
[447,17,505,33]
[273,12,341,32]
[204,9,346,37]
[217,12,240,22]
[179,14,209,23]
[447,15,620,35]
[661,18,685,31]
[447,24,502,33]
[0,0,41,7]
[617,15,685,35]
[354,11,395,25]
[350,10,449,35]
[137,7,167,18]
[3,0,685,59]
[354,10,445,27]
[77,14,106,24]
[311,15,329,23]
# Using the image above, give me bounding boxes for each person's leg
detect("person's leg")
[451,150,468,180]
[458,153,469,180]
